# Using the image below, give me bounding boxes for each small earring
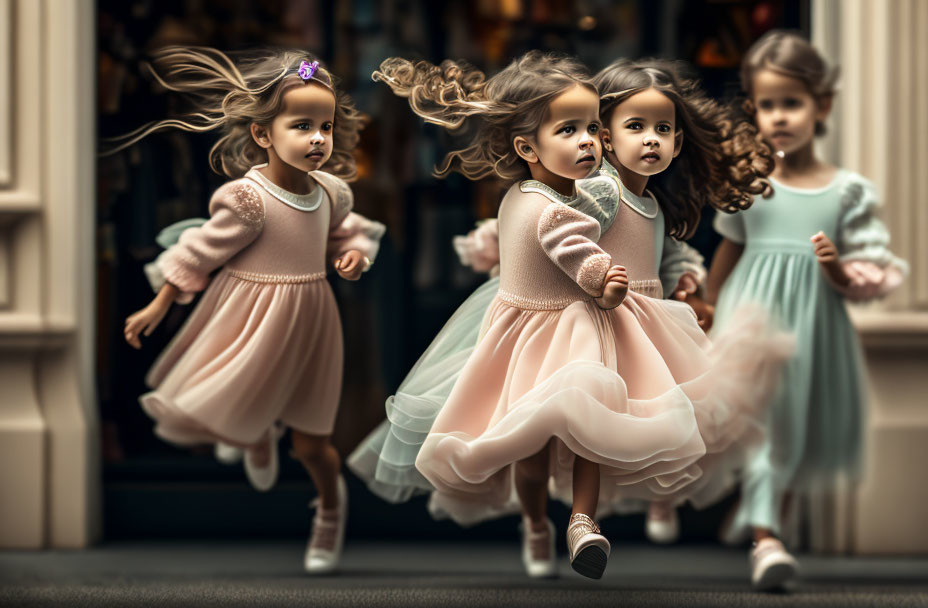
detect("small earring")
[604,144,613,152]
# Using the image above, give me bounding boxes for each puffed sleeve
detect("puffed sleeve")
[537,203,612,297]
[659,236,707,299]
[157,180,266,301]
[713,209,746,245]
[832,174,908,301]
[324,176,386,271]
[453,218,500,277]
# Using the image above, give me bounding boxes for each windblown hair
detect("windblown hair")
[104,46,365,181]
[595,59,774,239]
[741,30,839,136]
[373,50,595,181]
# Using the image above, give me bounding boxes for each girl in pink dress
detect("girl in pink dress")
[119,47,384,574]
[350,51,788,580]
[590,58,778,545]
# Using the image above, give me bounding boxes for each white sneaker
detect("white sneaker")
[305,475,348,575]
[520,517,557,578]
[750,537,799,591]
[567,513,610,580]
[243,430,279,492]
[645,502,680,544]
[214,442,244,465]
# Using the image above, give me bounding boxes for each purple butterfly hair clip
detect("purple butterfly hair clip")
[298,60,319,81]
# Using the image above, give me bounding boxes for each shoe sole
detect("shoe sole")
[571,545,608,579]
[305,559,338,575]
[525,565,558,579]
[753,560,798,591]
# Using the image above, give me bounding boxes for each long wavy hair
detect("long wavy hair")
[373,50,596,181]
[104,46,365,181]
[595,59,774,239]
[740,30,839,136]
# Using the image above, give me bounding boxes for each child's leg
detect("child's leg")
[514,440,552,529]
[739,450,798,590]
[567,455,610,579]
[293,430,347,574]
[291,430,341,508]
[752,491,795,542]
[753,527,776,542]
[571,456,599,517]
[514,440,556,578]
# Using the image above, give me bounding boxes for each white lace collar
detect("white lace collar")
[246,165,324,212]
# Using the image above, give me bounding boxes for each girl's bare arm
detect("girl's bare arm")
[706,238,744,306]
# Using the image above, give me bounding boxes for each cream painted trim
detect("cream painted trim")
[0,355,46,548]
[820,0,927,313]
[0,0,98,549]
[812,0,928,556]
[915,0,928,306]
[0,0,40,210]
[850,309,928,348]
[41,0,99,548]
[0,226,8,308]
[0,0,11,186]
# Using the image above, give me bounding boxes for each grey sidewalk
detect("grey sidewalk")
[1,541,926,607]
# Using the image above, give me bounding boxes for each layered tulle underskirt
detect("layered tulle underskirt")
[350,283,791,525]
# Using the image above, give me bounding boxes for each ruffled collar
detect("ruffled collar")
[519,179,581,206]
[520,173,619,236]
[585,160,660,219]
[518,161,661,236]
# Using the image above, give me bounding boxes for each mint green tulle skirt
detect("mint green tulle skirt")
[347,278,500,502]
[713,244,865,538]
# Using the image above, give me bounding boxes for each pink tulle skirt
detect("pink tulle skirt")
[417,291,791,525]
[141,269,344,447]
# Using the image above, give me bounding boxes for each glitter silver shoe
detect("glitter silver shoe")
[567,513,610,579]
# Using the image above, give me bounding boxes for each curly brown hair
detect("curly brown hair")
[104,46,365,181]
[594,58,774,239]
[373,50,596,181]
[740,30,839,136]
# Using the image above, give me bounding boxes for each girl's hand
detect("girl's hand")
[595,265,629,309]
[671,273,699,301]
[682,294,715,331]
[124,301,171,349]
[124,283,179,349]
[811,231,851,288]
[811,231,839,264]
[334,250,367,281]
[671,273,714,331]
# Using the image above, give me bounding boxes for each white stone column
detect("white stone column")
[812,0,928,555]
[0,0,99,548]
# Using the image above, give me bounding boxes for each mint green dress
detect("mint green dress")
[713,169,907,539]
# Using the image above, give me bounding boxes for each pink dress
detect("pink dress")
[415,180,790,525]
[141,166,384,447]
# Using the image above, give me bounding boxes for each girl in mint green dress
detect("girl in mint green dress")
[714,170,907,534]
[709,31,908,590]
